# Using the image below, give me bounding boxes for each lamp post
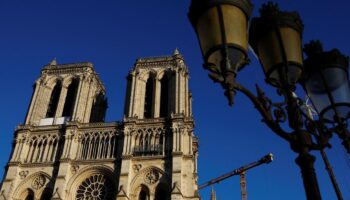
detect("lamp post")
[188,0,350,200]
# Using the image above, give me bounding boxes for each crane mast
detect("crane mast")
[240,171,248,200]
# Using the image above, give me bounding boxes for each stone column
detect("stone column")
[72,76,84,121]
[185,74,189,117]
[25,81,40,124]
[54,86,68,118]
[32,84,50,125]
[83,83,95,123]
[153,79,161,118]
[129,73,137,117]
[137,79,146,119]
[175,70,180,114]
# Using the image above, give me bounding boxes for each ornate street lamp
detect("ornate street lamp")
[303,40,350,152]
[188,1,350,200]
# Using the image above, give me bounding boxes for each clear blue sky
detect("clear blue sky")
[1,1,350,199]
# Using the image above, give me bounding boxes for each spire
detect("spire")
[210,187,216,200]
[173,48,180,55]
[49,58,57,66]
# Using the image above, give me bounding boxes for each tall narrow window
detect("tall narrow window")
[89,93,107,123]
[159,134,164,154]
[159,75,169,118]
[62,78,79,117]
[46,81,62,118]
[144,76,154,118]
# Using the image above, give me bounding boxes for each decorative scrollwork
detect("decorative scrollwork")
[256,85,287,123]
[256,85,272,111]
[271,103,287,123]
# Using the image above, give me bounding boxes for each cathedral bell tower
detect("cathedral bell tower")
[117,50,199,200]
[25,60,107,126]
[0,61,109,200]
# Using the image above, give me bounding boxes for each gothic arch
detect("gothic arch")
[62,77,80,117]
[65,165,116,200]
[45,79,62,118]
[77,131,117,160]
[25,134,59,163]
[43,75,65,89]
[130,167,170,200]
[12,172,52,200]
[139,70,157,82]
[62,75,80,88]
[156,69,171,80]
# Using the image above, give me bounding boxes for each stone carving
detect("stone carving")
[32,175,46,190]
[132,164,142,173]
[144,169,159,185]
[71,165,79,174]
[19,171,29,179]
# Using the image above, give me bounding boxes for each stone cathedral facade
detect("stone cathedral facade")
[0,51,200,200]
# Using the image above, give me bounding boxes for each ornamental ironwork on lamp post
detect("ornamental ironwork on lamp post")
[188,1,350,200]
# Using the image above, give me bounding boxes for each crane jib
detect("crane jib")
[198,153,273,190]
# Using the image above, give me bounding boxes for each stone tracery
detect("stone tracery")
[75,174,115,200]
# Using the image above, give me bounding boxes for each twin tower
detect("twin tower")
[0,51,200,200]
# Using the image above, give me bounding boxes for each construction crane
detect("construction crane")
[198,153,273,200]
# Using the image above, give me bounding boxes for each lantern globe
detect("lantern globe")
[188,0,253,73]
[249,2,304,88]
[303,41,350,122]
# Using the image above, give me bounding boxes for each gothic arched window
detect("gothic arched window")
[159,74,169,118]
[144,76,154,118]
[46,81,62,118]
[145,135,149,151]
[62,78,79,117]
[90,92,107,123]
[159,134,164,154]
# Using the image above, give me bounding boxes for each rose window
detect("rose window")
[76,174,115,200]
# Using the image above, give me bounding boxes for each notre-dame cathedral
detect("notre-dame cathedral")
[0,50,200,200]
